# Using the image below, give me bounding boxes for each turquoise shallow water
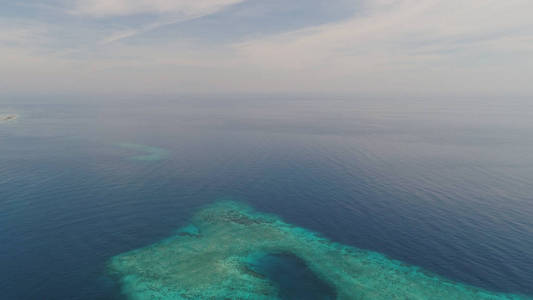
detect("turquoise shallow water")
[1,96,533,299]
[109,201,530,299]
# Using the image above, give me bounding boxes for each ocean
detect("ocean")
[1,95,532,299]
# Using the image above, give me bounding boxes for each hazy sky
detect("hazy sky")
[1,0,532,96]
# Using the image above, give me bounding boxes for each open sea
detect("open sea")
[1,95,532,299]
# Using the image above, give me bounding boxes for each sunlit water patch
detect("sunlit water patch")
[116,143,169,161]
[109,201,529,300]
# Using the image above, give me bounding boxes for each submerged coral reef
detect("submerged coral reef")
[117,143,169,161]
[109,201,529,300]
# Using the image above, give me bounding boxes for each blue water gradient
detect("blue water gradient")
[0,95,532,299]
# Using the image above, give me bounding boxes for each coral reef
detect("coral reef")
[117,143,169,161]
[109,201,529,299]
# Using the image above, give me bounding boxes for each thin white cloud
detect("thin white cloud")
[229,0,533,94]
[1,0,533,96]
[72,0,245,17]
[0,21,48,46]
[100,15,201,44]
[236,0,533,69]
[72,0,247,43]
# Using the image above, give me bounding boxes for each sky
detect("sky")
[1,0,533,96]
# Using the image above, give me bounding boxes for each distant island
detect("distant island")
[0,114,18,122]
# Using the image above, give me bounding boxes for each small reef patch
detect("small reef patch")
[109,201,530,299]
[117,143,169,161]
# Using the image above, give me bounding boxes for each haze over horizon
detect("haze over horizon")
[1,0,533,97]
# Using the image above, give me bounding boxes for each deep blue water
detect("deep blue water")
[247,253,336,300]
[1,95,532,299]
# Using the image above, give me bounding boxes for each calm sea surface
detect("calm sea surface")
[1,95,532,299]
